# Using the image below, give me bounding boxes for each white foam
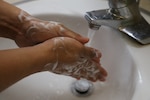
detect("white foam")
[44,36,101,80]
[18,10,66,37]
[18,9,102,80]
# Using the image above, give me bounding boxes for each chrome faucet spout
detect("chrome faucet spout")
[85,0,150,44]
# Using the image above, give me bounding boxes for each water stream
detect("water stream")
[71,28,97,97]
[86,28,97,46]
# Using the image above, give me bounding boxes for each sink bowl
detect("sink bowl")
[0,13,139,100]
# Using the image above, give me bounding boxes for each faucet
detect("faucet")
[85,0,150,44]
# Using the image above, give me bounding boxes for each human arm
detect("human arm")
[0,0,107,92]
[0,0,89,47]
[0,43,49,92]
[0,37,107,92]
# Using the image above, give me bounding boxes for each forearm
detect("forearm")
[0,43,49,92]
[0,0,29,39]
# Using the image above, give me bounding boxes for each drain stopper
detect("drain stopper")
[71,79,94,97]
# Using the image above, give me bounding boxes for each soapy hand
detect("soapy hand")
[43,37,107,82]
[14,11,107,81]
[15,11,88,47]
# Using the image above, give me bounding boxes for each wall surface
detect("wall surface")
[4,0,21,3]
[140,0,150,15]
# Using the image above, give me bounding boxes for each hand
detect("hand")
[15,11,89,47]
[43,37,107,82]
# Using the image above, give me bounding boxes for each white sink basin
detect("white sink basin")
[0,0,140,100]
[0,14,139,100]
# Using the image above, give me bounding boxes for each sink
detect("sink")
[0,0,140,100]
[0,0,142,100]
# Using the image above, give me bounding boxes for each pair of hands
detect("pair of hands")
[15,13,107,82]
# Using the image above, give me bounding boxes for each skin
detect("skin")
[0,1,107,92]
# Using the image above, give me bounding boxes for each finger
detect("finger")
[96,65,107,81]
[100,66,108,77]
[65,31,89,44]
[60,26,89,44]
[97,71,107,81]
[85,47,102,60]
[88,76,98,82]
[99,76,106,81]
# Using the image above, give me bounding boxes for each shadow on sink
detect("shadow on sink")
[0,14,140,100]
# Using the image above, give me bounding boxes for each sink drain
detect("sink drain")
[71,79,94,97]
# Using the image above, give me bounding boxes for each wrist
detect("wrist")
[0,1,25,39]
[0,1,34,40]
[33,41,54,72]
[17,11,35,35]
[0,15,21,39]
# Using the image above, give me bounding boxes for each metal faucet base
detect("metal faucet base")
[85,8,150,44]
[120,17,150,44]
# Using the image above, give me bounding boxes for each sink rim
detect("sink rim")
[0,13,140,100]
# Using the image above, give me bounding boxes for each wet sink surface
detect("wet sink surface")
[0,14,139,100]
